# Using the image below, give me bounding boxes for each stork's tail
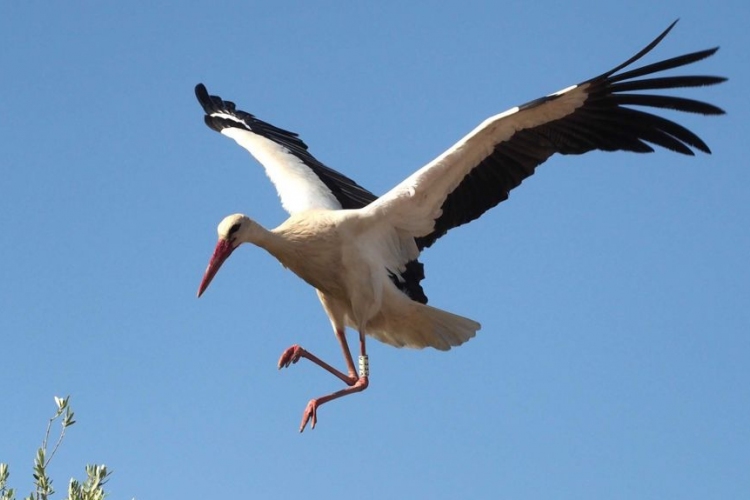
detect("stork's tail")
[415,303,481,350]
[369,298,481,350]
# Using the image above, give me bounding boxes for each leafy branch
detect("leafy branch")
[0,397,112,500]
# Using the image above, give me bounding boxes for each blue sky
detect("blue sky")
[1,1,747,498]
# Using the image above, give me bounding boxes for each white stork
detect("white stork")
[195,21,725,432]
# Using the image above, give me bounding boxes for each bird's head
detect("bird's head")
[197,213,255,297]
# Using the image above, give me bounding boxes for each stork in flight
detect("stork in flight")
[195,21,725,432]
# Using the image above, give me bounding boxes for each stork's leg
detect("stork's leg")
[277,327,358,385]
[278,329,369,432]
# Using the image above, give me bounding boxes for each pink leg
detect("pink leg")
[299,375,369,432]
[277,329,369,432]
[278,328,357,384]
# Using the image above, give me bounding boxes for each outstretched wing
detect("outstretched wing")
[365,21,726,249]
[195,84,377,213]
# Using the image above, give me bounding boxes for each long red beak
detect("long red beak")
[197,239,234,297]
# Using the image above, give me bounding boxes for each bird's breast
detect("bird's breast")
[272,215,349,298]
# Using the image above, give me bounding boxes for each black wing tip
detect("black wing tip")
[194,83,249,135]
[194,83,242,117]
[705,46,720,57]
[195,83,212,111]
[195,83,233,133]
[647,18,681,48]
[597,20,677,79]
[596,22,725,155]
[597,19,724,84]
[193,84,309,146]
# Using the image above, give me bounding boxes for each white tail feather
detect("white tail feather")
[367,292,481,350]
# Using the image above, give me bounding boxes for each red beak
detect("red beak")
[197,239,234,297]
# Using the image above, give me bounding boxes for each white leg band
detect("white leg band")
[358,355,369,378]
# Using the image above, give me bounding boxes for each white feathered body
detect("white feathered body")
[258,209,479,351]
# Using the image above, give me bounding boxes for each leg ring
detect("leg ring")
[358,355,369,378]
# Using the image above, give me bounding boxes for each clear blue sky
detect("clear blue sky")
[1,2,747,499]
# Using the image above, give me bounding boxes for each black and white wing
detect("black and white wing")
[195,84,377,213]
[365,21,726,249]
[195,84,429,303]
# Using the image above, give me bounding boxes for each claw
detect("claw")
[300,399,319,433]
[278,344,303,369]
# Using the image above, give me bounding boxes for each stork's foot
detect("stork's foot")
[298,376,369,433]
[300,399,319,433]
[278,344,304,369]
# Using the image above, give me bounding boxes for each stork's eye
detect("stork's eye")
[228,223,241,235]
